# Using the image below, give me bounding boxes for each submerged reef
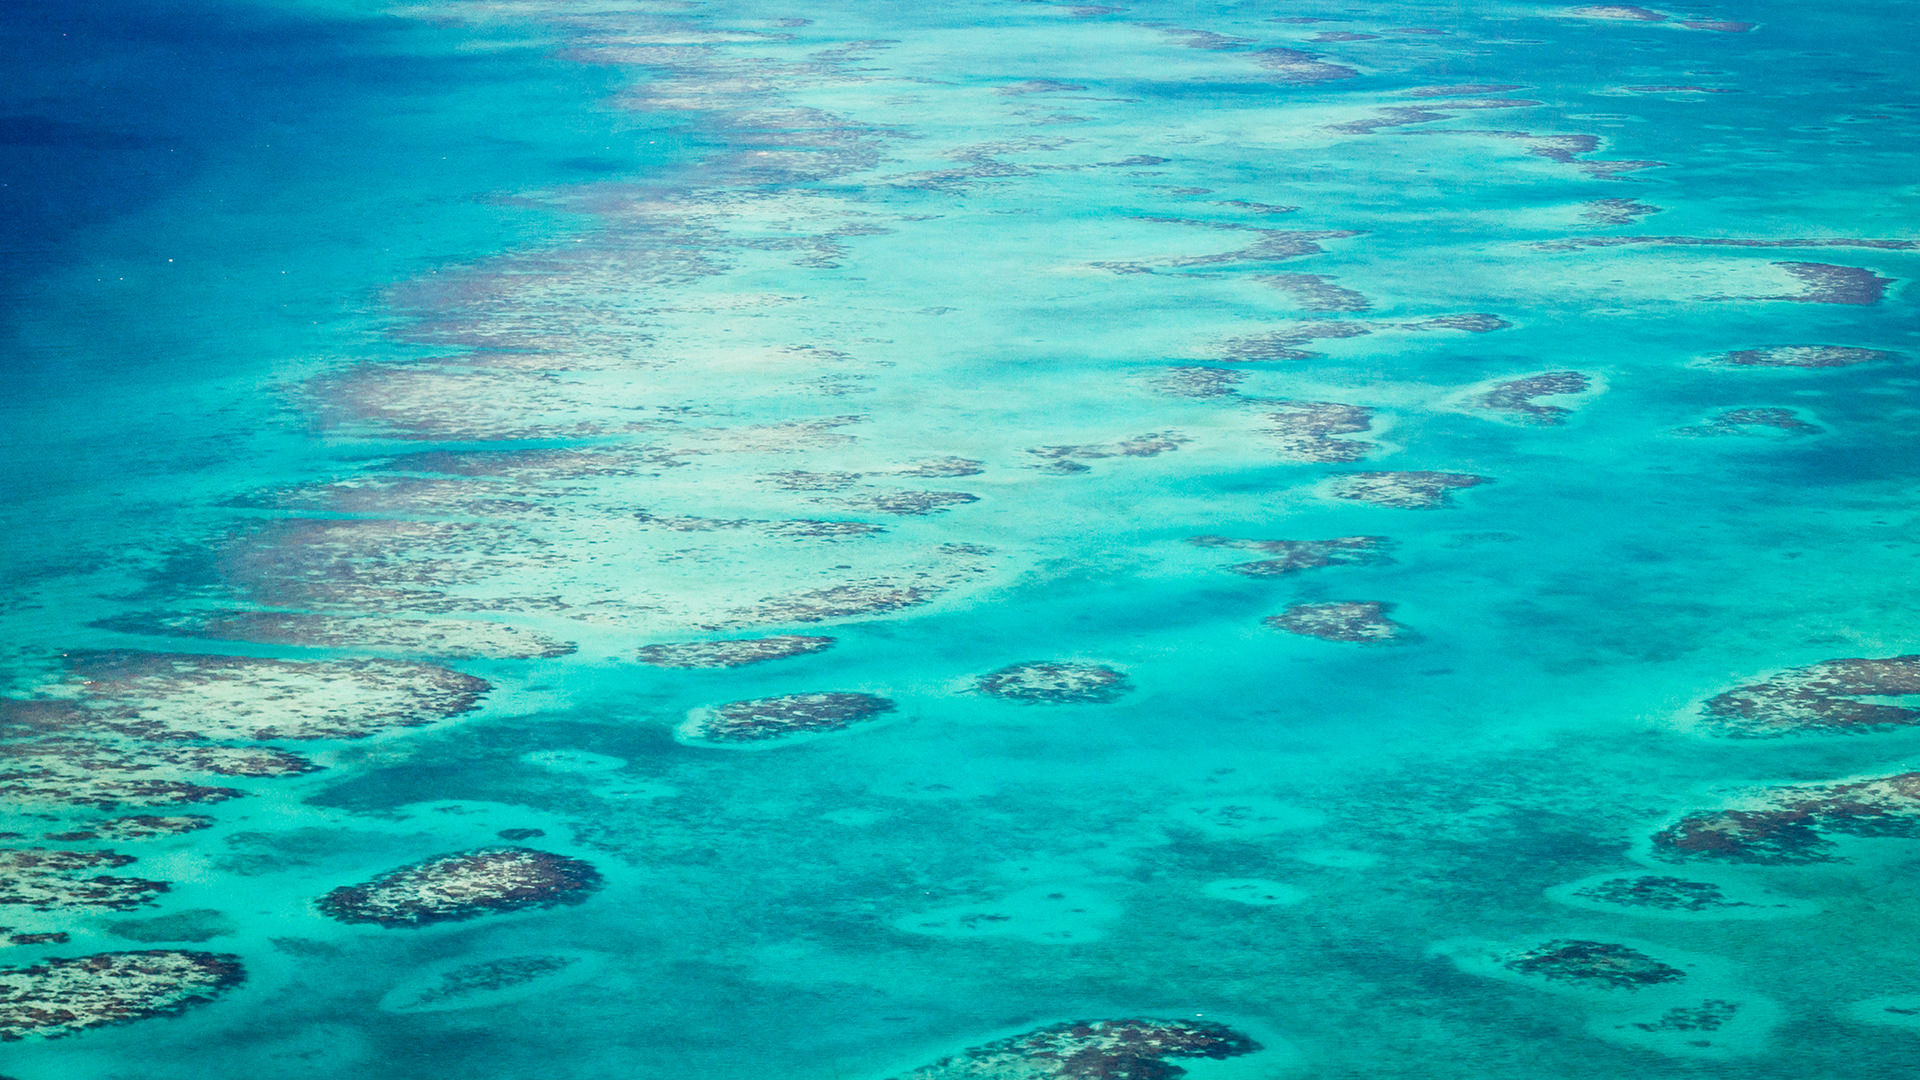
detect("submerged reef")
[1026,432,1188,474]
[1678,408,1818,437]
[636,635,835,668]
[0,950,243,1041]
[978,662,1132,704]
[1475,372,1590,424]
[1506,940,1686,988]
[1151,366,1244,398]
[1262,401,1374,462]
[1653,772,1920,863]
[679,692,896,744]
[317,847,603,927]
[1260,272,1372,312]
[1718,345,1899,368]
[1727,261,1893,305]
[0,849,166,912]
[114,611,576,661]
[1699,656,1920,736]
[1189,535,1393,577]
[1569,876,1751,914]
[52,651,488,742]
[1266,602,1410,643]
[890,1018,1260,1080]
[1581,198,1660,225]
[1328,471,1489,509]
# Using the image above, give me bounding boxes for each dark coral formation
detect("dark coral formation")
[685,692,897,744]
[1027,432,1188,474]
[1571,876,1751,913]
[637,635,835,668]
[978,662,1132,704]
[1260,272,1371,312]
[898,457,985,478]
[889,1018,1260,1080]
[1719,344,1899,368]
[1151,366,1244,398]
[1506,940,1686,988]
[1630,1000,1739,1032]
[735,581,938,625]
[1539,235,1915,252]
[1222,320,1372,361]
[1402,313,1510,333]
[0,950,244,1041]
[119,611,576,660]
[1329,471,1489,509]
[1653,772,1920,864]
[1252,47,1358,85]
[317,847,603,927]
[1189,535,1393,577]
[1581,198,1660,225]
[1265,602,1410,643]
[0,849,167,912]
[1263,401,1374,462]
[849,490,979,516]
[1568,5,1669,20]
[405,954,580,1009]
[1679,408,1818,437]
[1720,261,1894,305]
[1476,371,1590,424]
[1700,656,1920,736]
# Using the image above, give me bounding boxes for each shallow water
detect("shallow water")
[3,0,1918,1076]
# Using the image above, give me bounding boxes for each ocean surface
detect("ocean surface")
[2,0,1917,1076]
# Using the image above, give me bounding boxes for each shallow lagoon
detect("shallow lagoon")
[3,0,1918,1076]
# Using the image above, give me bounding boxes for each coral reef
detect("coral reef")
[1189,535,1393,577]
[636,635,835,668]
[1475,372,1590,424]
[0,849,166,912]
[1259,272,1371,312]
[1262,401,1374,462]
[1653,772,1920,863]
[890,1018,1260,1080]
[0,950,243,1041]
[317,847,603,927]
[1328,471,1489,509]
[680,692,897,744]
[1678,408,1818,437]
[978,662,1132,704]
[1266,602,1410,643]
[1027,433,1188,474]
[1506,940,1686,988]
[1569,876,1751,913]
[1699,656,1920,736]
[1151,366,1244,398]
[1581,198,1660,225]
[1719,345,1899,368]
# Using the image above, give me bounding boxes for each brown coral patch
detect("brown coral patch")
[978,662,1132,704]
[318,847,603,928]
[1190,535,1393,577]
[1265,601,1410,643]
[1677,407,1818,436]
[1719,345,1898,368]
[1476,371,1590,424]
[683,692,896,744]
[1700,656,1920,736]
[1653,772,1920,864]
[889,1017,1260,1080]
[636,635,834,669]
[0,950,244,1041]
[1262,401,1374,462]
[1328,471,1489,509]
[1506,940,1685,987]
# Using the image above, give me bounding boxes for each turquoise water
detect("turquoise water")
[3,0,1918,1076]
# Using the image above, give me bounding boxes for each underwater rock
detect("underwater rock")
[0,949,244,1041]
[317,847,603,927]
[1259,272,1371,312]
[889,1018,1260,1080]
[1266,602,1410,643]
[1475,371,1590,424]
[636,635,835,668]
[1189,535,1393,577]
[1581,197,1660,225]
[1151,366,1244,398]
[1027,432,1188,474]
[1262,401,1374,462]
[1718,261,1893,305]
[1699,656,1920,736]
[53,651,488,742]
[1718,344,1899,368]
[898,457,985,478]
[1677,408,1818,437]
[978,662,1132,704]
[0,850,166,912]
[1221,319,1373,361]
[1653,772,1920,863]
[1328,471,1489,509]
[679,692,896,745]
[1506,940,1686,988]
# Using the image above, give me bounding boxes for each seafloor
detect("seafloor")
[1,0,1916,1076]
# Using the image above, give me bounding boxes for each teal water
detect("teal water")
[2,0,1918,1076]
